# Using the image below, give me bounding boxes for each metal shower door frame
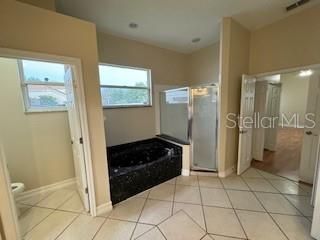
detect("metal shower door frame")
[190,83,219,172]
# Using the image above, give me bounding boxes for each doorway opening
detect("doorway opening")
[237,67,320,238]
[249,69,320,184]
[237,68,320,184]
[0,49,96,239]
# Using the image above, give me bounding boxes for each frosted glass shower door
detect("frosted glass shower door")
[191,86,218,170]
[160,88,190,143]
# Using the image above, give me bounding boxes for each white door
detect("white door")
[64,65,89,211]
[264,84,282,151]
[237,75,256,175]
[300,74,320,184]
[311,140,320,239]
[252,81,268,161]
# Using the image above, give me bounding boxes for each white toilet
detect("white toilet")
[11,182,25,216]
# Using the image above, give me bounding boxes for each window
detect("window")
[19,60,67,112]
[99,64,152,108]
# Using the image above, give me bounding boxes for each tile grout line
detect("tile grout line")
[22,207,57,237]
[129,188,152,239]
[261,174,312,217]
[170,177,177,216]
[241,172,290,240]
[54,213,81,240]
[258,170,315,225]
[197,175,208,233]
[91,217,108,240]
[222,177,249,240]
[157,225,168,240]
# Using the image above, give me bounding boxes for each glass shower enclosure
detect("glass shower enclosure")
[159,84,219,171]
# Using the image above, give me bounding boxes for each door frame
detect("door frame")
[190,83,220,171]
[244,63,320,238]
[0,48,97,220]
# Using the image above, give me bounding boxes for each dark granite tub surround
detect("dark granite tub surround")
[107,138,182,204]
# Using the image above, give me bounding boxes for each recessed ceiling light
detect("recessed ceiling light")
[299,70,313,77]
[192,38,201,43]
[129,22,138,29]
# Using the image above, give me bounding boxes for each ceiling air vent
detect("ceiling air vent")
[286,0,310,11]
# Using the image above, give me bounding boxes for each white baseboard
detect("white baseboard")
[218,166,235,178]
[96,201,113,216]
[17,178,76,202]
[181,169,190,176]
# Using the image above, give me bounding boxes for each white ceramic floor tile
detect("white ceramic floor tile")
[220,177,250,191]
[227,190,265,212]
[132,223,154,239]
[269,180,308,195]
[57,193,85,213]
[236,210,286,240]
[255,192,301,215]
[36,189,75,209]
[210,235,245,240]
[159,211,206,240]
[148,183,175,201]
[271,214,313,240]
[139,199,172,225]
[241,168,263,178]
[297,183,313,196]
[173,202,205,229]
[174,185,201,204]
[134,190,150,198]
[203,206,245,238]
[176,175,199,186]
[165,178,177,185]
[202,235,214,240]
[93,219,136,240]
[256,170,285,180]
[244,178,279,193]
[18,192,51,206]
[24,211,78,240]
[109,197,146,221]
[19,207,54,235]
[200,188,232,208]
[285,195,314,217]
[56,215,105,240]
[17,203,32,216]
[136,227,165,240]
[198,176,223,188]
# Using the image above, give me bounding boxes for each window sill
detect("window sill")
[24,108,68,114]
[103,105,152,109]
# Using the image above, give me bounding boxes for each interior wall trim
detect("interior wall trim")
[16,178,76,202]
[218,165,235,178]
[96,201,113,216]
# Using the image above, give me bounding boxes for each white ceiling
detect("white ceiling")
[55,0,320,53]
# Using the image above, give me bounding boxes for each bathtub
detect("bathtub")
[107,138,182,204]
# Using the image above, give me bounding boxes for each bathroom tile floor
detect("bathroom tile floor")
[17,168,315,240]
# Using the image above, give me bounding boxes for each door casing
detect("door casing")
[0,47,98,239]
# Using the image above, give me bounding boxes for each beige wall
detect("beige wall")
[280,73,310,127]
[17,0,56,11]
[219,18,250,174]
[97,33,188,146]
[187,42,220,85]
[0,58,74,190]
[250,5,320,75]
[0,1,109,205]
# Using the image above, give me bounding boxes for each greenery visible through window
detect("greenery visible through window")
[19,60,67,112]
[99,64,152,108]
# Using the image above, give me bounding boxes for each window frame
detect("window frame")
[18,59,68,113]
[99,63,153,109]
